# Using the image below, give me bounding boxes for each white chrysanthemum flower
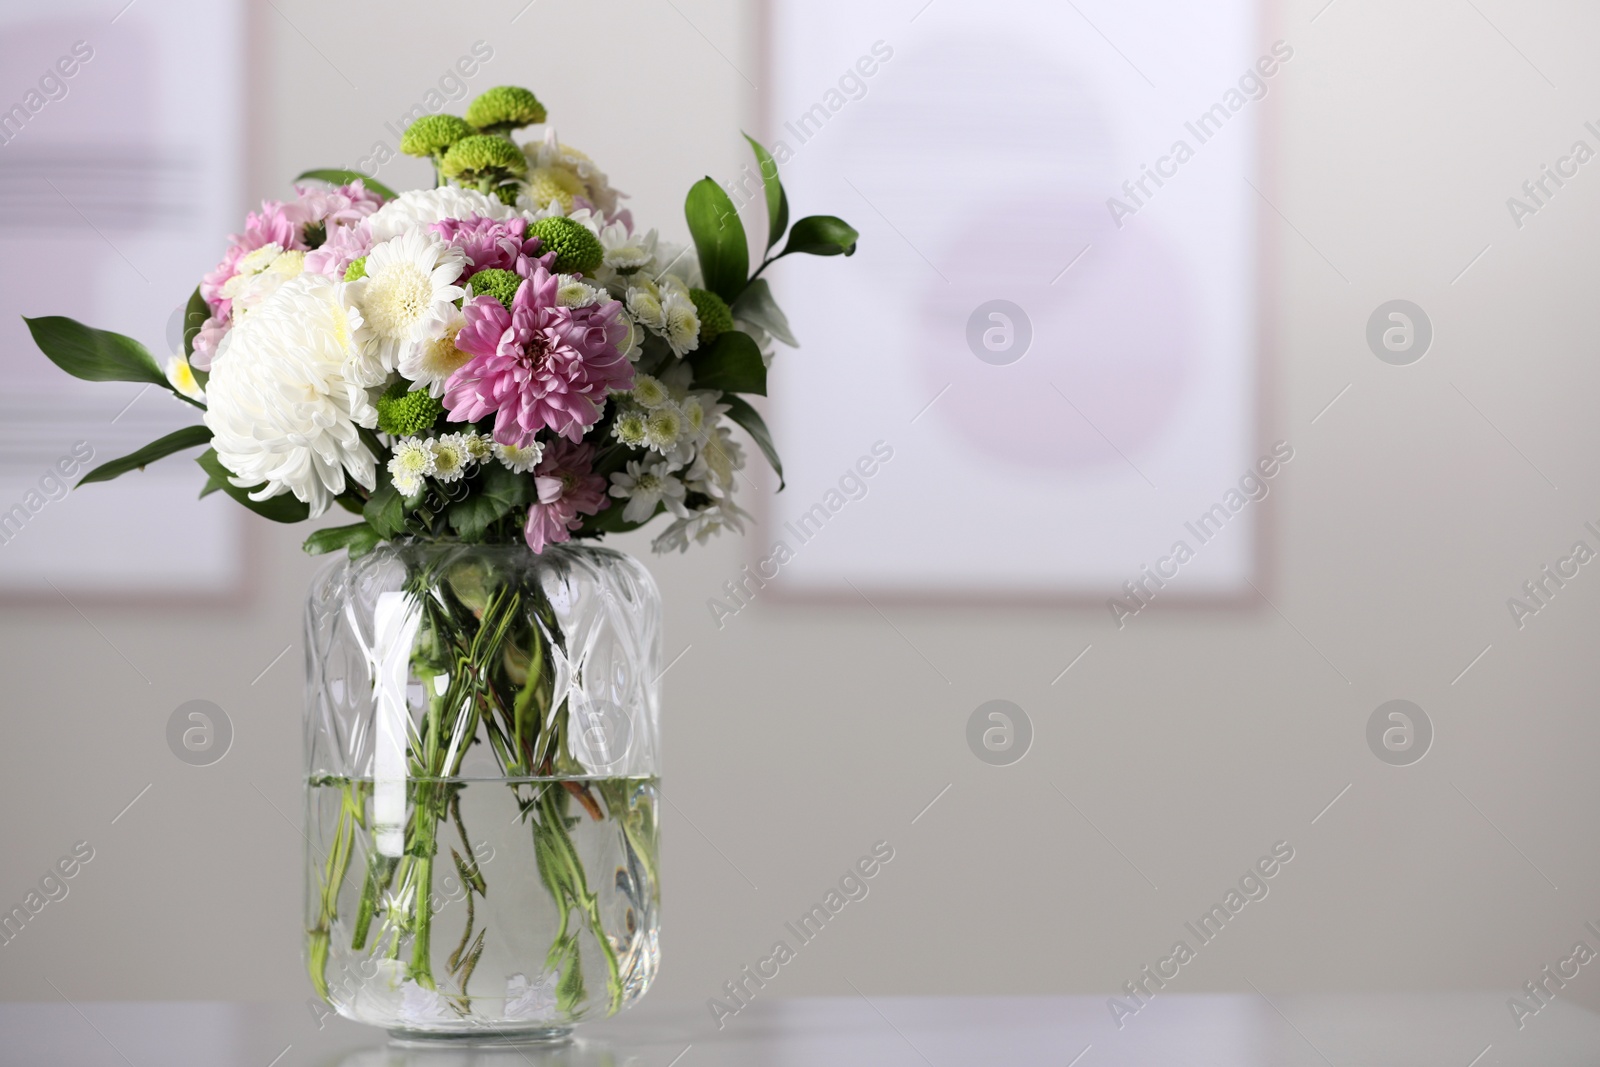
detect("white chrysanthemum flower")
[504,972,559,1022]
[599,221,656,272]
[429,433,471,483]
[630,374,670,409]
[398,307,471,398]
[348,230,465,386]
[268,249,306,277]
[612,407,649,448]
[493,439,544,473]
[365,187,515,244]
[649,238,702,288]
[625,282,665,331]
[388,438,435,497]
[660,286,701,356]
[164,354,205,403]
[522,130,624,216]
[554,274,601,308]
[203,273,375,516]
[234,243,284,277]
[463,432,494,464]
[644,403,686,454]
[609,457,688,523]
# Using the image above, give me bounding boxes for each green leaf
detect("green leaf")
[448,463,535,541]
[684,177,749,304]
[779,215,859,258]
[742,134,790,252]
[363,467,406,539]
[723,394,784,490]
[181,286,207,356]
[78,425,212,486]
[23,316,167,387]
[295,169,399,201]
[689,330,766,395]
[303,522,382,558]
[196,448,311,523]
[198,474,225,499]
[181,286,211,390]
[731,278,798,348]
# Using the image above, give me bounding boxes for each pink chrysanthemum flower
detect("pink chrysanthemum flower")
[431,215,548,274]
[195,182,387,368]
[524,441,606,553]
[443,264,633,445]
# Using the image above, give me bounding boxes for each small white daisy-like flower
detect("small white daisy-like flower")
[554,274,601,308]
[612,407,649,448]
[429,433,471,483]
[609,457,688,523]
[463,432,494,464]
[644,403,686,454]
[268,249,306,278]
[599,221,657,272]
[630,374,671,409]
[164,354,205,403]
[397,308,471,398]
[493,439,544,474]
[388,437,435,497]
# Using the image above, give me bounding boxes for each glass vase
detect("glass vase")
[302,540,662,1044]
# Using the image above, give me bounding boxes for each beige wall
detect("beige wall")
[4,0,1600,1025]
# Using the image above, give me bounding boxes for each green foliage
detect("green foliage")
[723,394,783,489]
[684,178,749,304]
[363,465,408,539]
[375,383,445,436]
[400,114,475,158]
[344,257,368,282]
[688,330,766,395]
[466,86,547,133]
[779,215,858,258]
[441,135,527,183]
[731,278,798,347]
[295,169,397,201]
[24,316,167,387]
[196,449,311,523]
[742,134,790,251]
[79,425,212,486]
[689,288,733,345]
[303,522,382,558]
[527,217,603,275]
[448,463,534,541]
[466,268,523,311]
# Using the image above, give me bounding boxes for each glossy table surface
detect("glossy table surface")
[1,995,1596,1066]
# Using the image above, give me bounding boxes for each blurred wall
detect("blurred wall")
[3,0,1600,1030]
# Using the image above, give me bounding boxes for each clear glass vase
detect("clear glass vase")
[302,540,662,1044]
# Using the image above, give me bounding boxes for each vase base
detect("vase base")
[386,1026,574,1048]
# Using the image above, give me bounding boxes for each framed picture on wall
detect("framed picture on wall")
[753,0,1277,607]
[0,0,247,599]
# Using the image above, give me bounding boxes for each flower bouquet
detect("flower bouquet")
[27,84,855,1040]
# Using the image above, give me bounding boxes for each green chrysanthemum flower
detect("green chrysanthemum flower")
[689,288,733,345]
[343,256,367,282]
[400,114,475,158]
[466,86,547,134]
[467,268,523,312]
[527,216,604,275]
[376,383,445,437]
[441,134,528,184]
